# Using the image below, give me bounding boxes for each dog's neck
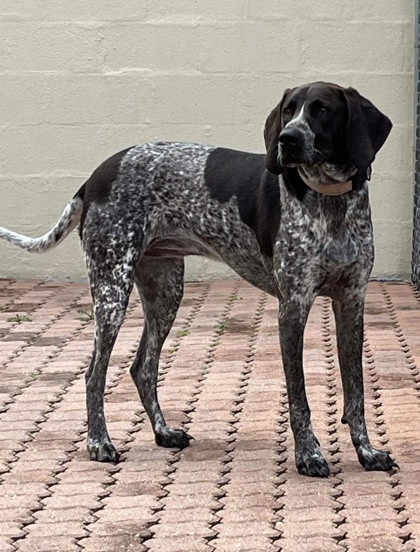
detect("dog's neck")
[299,174,352,196]
[281,164,369,202]
[297,163,357,196]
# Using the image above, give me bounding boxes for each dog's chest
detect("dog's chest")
[276,186,373,280]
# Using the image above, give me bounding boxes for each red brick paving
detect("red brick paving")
[0,279,419,552]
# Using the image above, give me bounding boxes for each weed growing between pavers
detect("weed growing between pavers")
[76,309,94,322]
[6,314,32,323]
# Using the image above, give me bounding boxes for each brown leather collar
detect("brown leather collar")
[297,167,354,196]
[304,180,353,195]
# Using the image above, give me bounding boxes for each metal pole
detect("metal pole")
[413,0,420,287]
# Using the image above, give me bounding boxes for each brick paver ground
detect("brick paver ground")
[0,278,419,552]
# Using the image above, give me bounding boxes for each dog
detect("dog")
[0,82,397,477]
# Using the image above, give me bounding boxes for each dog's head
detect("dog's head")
[264,82,392,186]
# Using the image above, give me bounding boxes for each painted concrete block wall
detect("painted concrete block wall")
[0,1,415,281]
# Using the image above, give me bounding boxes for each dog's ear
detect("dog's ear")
[343,87,392,172]
[264,88,291,174]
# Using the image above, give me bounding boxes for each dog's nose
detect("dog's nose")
[279,128,303,147]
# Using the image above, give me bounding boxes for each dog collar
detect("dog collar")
[304,180,353,196]
[297,167,353,196]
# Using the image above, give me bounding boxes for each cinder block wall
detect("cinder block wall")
[0,1,415,281]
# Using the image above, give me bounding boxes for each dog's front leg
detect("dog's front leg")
[279,298,330,477]
[333,297,397,471]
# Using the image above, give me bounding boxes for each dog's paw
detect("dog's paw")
[155,428,194,450]
[87,439,120,463]
[357,445,398,472]
[296,449,330,478]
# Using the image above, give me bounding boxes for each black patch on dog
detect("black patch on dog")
[77,147,132,238]
[204,148,264,229]
[282,168,309,202]
[204,148,280,257]
[255,170,281,257]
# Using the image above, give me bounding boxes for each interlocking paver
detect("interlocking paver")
[0,280,419,552]
[0,542,15,552]
[14,536,80,552]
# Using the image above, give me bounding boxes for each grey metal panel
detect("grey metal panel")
[413,0,420,287]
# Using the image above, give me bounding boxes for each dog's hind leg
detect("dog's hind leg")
[84,237,138,462]
[130,258,193,449]
[333,297,398,472]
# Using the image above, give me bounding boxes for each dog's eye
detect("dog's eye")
[318,105,329,115]
[283,107,293,118]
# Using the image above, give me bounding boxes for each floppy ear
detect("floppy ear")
[343,87,392,171]
[264,88,291,174]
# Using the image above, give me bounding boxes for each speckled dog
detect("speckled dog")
[0,82,397,477]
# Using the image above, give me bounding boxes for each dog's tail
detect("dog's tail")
[0,186,85,253]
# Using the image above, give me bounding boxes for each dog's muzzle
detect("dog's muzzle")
[279,128,303,149]
[278,126,316,167]
[278,128,304,165]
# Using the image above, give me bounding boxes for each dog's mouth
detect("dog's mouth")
[279,146,327,169]
[278,143,358,186]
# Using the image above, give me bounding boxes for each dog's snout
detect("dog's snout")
[279,128,303,147]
